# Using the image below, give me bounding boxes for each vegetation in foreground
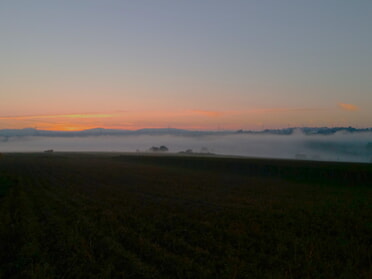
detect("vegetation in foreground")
[0,153,371,278]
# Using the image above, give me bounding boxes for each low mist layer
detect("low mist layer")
[1,131,371,163]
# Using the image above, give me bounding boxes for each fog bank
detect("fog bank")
[1,132,371,163]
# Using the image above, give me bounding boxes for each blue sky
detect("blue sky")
[1,0,371,130]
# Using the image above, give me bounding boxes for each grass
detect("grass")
[0,175,14,197]
[0,153,371,278]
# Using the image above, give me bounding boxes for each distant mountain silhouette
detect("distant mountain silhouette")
[0,127,371,138]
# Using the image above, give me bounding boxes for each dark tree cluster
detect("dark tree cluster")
[149,145,168,152]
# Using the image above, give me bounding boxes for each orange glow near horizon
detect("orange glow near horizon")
[38,124,100,132]
[0,105,366,132]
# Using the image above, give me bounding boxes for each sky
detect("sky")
[1,0,371,131]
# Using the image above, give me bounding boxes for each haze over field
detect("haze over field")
[1,128,371,163]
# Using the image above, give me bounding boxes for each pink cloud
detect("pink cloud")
[338,103,359,111]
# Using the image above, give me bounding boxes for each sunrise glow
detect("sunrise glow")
[0,1,371,131]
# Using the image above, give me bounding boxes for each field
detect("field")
[0,153,371,278]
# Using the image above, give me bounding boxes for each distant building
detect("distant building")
[44,149,54,153]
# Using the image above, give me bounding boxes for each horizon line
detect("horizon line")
[1,126,371,133]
